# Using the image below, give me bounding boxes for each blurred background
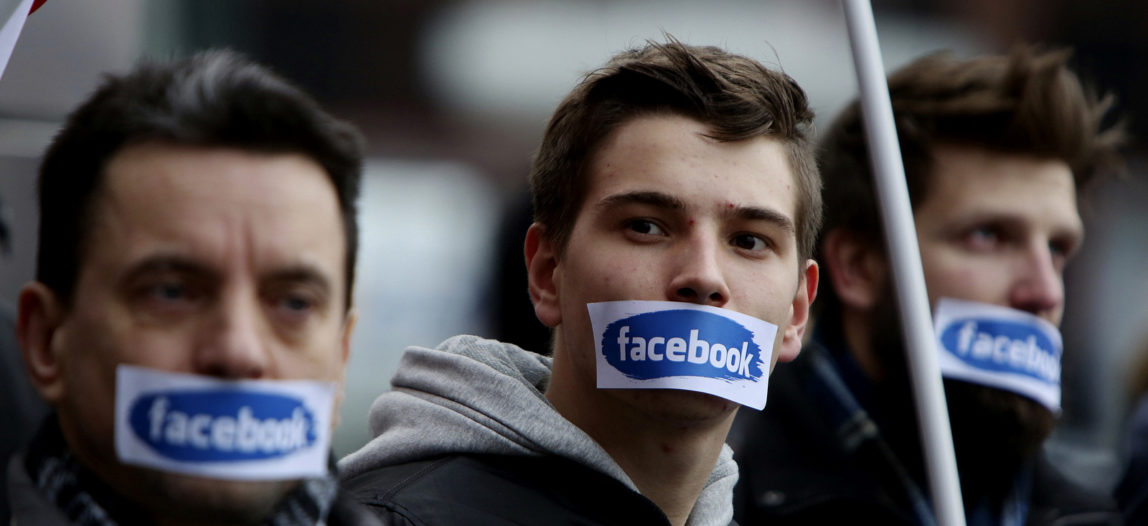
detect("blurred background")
[0,0,1144,493]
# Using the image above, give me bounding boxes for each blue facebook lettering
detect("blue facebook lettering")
[601,309,765,382]
[128,390,318,462]
[939,318,1060,383]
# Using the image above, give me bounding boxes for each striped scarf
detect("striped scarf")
[24,418,338,526]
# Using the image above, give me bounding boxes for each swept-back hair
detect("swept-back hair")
[530,38,821,263]
[819,46,1124,254]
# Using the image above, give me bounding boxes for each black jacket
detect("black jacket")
[729,342,1121,526]
[342,453,686,526]
[337,336,738,526]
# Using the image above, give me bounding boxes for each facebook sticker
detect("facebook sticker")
[588,300,779,410]
[933,297,1062,411]
[114,365,336,480]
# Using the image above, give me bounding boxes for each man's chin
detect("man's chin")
[944,380,1055,496]
[945,380,1055,454]
[615,388,738,425]
[128,469,300,524]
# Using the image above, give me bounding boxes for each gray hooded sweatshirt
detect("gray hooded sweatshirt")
[338,335,738,526]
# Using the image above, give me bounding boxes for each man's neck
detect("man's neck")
[840,309,884,381]
[546,349,734,526]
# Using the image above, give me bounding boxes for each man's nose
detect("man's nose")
[666,234,730,307]
[194,292,269,379]
[1009,243,1064,320]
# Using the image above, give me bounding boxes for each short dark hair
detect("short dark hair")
[529,38,821,264]
[816,46,1124,313]
[36,50,364,309]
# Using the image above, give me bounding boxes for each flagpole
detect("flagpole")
[0,0,34,81]
[839,1,966,525]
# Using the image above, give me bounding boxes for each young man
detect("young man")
[11,51,380,525]
[340,40,820,525]
[730,47,1124,525]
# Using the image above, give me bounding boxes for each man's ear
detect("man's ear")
[821,228,887,310]
[16,282,67,404]
[340,309,357,367]
[524,223,561,328]
[331,309,357,428]
[775,259,818,365]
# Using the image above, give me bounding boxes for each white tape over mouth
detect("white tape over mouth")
[588,300,779,410]
[933,298,1063,412]
[114,365,336,480]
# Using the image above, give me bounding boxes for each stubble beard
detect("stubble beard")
[132,469,299,525]
[866,293,1055,500]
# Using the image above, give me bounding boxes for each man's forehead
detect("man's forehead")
[86,144,347,280]
[926,146,1076,200]
[925,144,1077,190]
[584,115,800,214]
[918,146,1082,235]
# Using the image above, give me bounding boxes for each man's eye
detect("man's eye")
[626,219,666,236]
[280,295,314,313]
[731,233,768,252]
[1049,238,1076,259]
[133,280,202,313]
[268,290,323,325]
[154,284,185,300]
[147,282,197,303]
[965,226,1001,249]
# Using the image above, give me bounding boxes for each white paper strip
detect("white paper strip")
[115,365,336,480]
[934,298,1062,411]
[588,300,779,410]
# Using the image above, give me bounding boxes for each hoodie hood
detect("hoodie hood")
[338,335,737,526]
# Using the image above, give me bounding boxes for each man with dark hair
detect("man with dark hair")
[11,50,379,525]
[731,47,1124,525]
[340,39,820,525]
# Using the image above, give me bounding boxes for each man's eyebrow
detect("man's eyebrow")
[730,205,795,234]
[122,254,218,282]
[596,191,687,213]
[263,264,334,294]
[121,256,334,295]
[596,191,795,232]
[957,211,1084,239]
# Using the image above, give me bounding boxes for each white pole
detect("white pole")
[839,1,966,525]
[0,0,34,81]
